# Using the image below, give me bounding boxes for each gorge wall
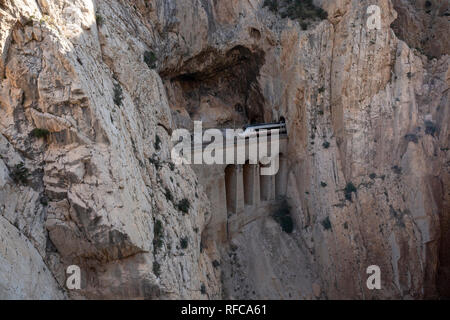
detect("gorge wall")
[0,0,448,299]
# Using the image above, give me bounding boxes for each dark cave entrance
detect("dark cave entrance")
[161,46,266,129]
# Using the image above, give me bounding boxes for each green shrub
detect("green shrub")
[95,12,104,27]
[168,162,175,171]
[318,86,325,93]
[322,141,330,149]
[180,237,189,249]
[320,181,327,187]
[177,198,190,214]
[144,51,157,69]
[212,260,220,269]
[154,134,161,151]
[149,154,161,170]
[200,283,207,295]
[321,216,332,230]
[404,133,418,143]
[344,182,357,201]
[164,188,173,202]
[264,0,328,26]
[30,128,50,139]
[369,173,377,179]
[425,120,437,136]
[392,165,402,175]
[153,219,164,252]
[272,199,294,233]
[10,162,30,184]
[113,83,123,106]
[153,261,161,277]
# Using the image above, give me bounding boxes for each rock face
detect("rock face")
[0,0,448,299]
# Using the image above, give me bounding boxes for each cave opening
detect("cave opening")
[162,46,266,130]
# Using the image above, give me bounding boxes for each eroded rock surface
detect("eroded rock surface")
[0,0,448,299]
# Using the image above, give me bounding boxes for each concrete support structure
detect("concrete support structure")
[260,167,276,201]
[243,163,260,206]
[225,165,245,215]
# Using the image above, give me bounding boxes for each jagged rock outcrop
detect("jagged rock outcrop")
[0,0,448,299]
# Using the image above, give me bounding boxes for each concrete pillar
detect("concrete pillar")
[243,164,260,206]
[225,165,245,215]
[275,156,288,198]
[260,165,276,201]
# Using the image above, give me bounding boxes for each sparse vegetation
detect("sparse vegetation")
[212,260,220,269]
[263,0,328,29]
[153,219,164,253]
[95,12,104,27]
[144,51,157,69]
[272,199,294,233]
[369,173,377,180]
[153,261,161,277]
[344,182,357,201]
[425,120,437,137]
[407,72,413,79]
[30,128,50,139]
[200,283,207,295]
[168,162,175,171]
[318,86,325,93]
[154,134,161,151]
[404,133,418,143]
[322,141,330,149]
[180,237,189,249]
[113,82,123,107]
[392,165,402,175]
[10,162,30,184]
[149,154,161,170]
[320,181,327,187]
[164,188,173,202]
[321,216,332,230]
[177,198,190,214]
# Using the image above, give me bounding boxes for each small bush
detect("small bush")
[321,216,332,230]
[392,165,402,175]
[180,237,189,249]
[177,198,190,214]
[10,162,30,184]
[144,51,157,69]
[164,188,173,202]
[425,120,437,136]
[344,182,357,201]
[272,199,294,233]
[369,173,377,180]
[40,196,49,206]
[212,260,220,268]
[113,83,123,106]
[322,141,330,149]
[154,134,161,151]
[168,162,175,171]
[30,128,50,139]
[149,154,161,170]
[153,261,161,277]
[404,133,418,143]
[95,12,104,27]
[153,219,164,252]
[407,72,413,79]
[320,181,327,187]
[200,283,207,295]
[318,86,325,93]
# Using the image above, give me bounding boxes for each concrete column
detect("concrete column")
[275,157,288,198]
[260,166,276,201]
[225,165,245,215]
[243,164,260,206]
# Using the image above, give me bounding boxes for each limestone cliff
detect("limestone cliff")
[0,0,448,299]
